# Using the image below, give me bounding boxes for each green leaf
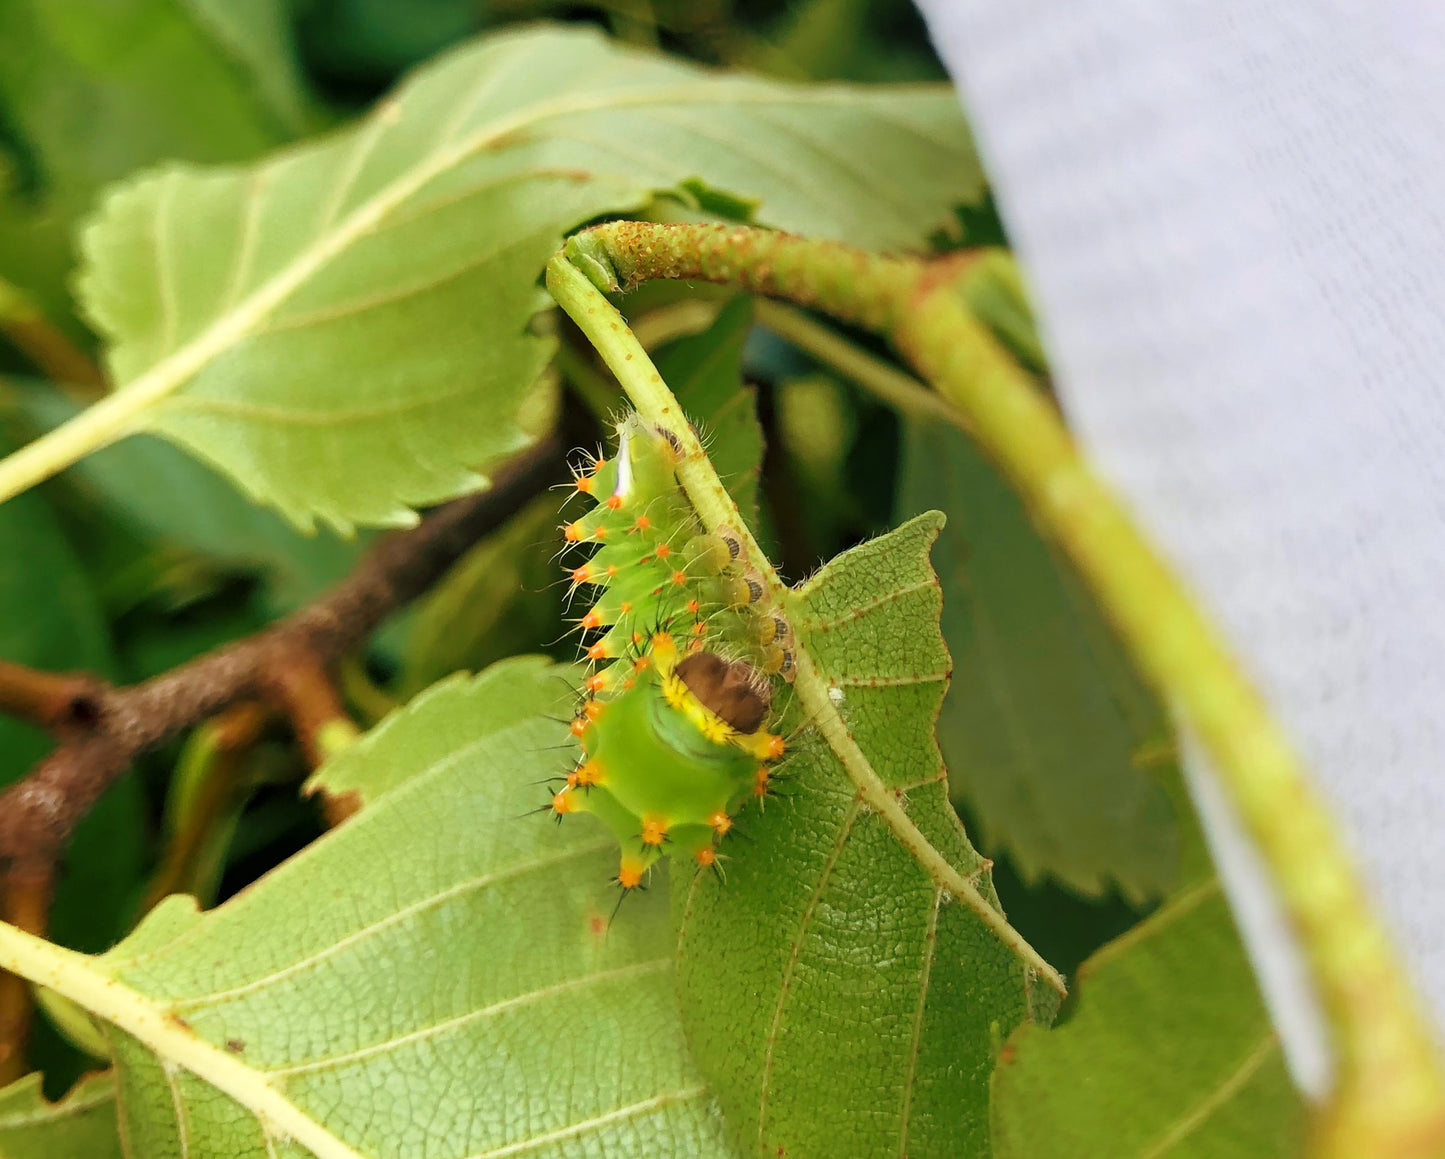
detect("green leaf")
[180,0,315,137]
[309,654,572,806]
[0,657,740,1157]
[653,295,763,529]
[991,761,1305,1157]
[18,384,363,613]
[0,0,306,330]
[44,23,981,529]
[677,513,1056,1159]
[0,1072,122,1159]
[897,419,1178,901]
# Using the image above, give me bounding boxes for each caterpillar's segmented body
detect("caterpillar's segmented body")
[553,415,791,890]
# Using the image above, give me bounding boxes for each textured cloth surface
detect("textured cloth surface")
[917,1,1445,1096]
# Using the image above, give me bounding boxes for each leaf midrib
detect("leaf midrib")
[0,918,697,1159]
[166,839,612,1010]
[119,80,938,420]
[548,255,1068,997]
[1135,1034,1280,1159]
[0,924,367,1159]
[0,75,940,513]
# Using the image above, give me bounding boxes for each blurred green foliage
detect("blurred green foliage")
[0,0,1176,1109]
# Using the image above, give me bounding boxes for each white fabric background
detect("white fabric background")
[915,1,1445,1097]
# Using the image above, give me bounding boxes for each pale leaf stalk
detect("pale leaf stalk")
[752,298,969,431]
[0,920,364,1159]
[560,219,1445,1158]
[545,252,1066,997]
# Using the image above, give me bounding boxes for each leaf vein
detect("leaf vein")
[156,378,516,427]
[756,793,864,1147]
[171,839,613,1009]
[314,113,389,239]
[162,1062,191,1159]
[218,170,266,315]
[791,578,935,633]
[372,168,626,238]
[464,1086,709,1159]
[255,228,543,335]
[266,958,670,1077]
[1136,1034,1279,1159]
[154,173,180,357]
[897,888,942,1158]
[0,1077,115,1127]
[111,720,576,972]
[1087,878,1221,974]
[830,669,949,688]
[98,1024,137,1159]
[431,40,539,151]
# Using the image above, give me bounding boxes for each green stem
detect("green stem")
[566,220,920,333]
[752,299,969,431]
[338,656,401,727]
[546,252,1066,998]
[0,276,106,401]
[559,220,1445,1157]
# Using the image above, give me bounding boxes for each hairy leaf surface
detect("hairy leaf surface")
[0,1072,122,1159]
[676,514,1054,1159]
[70,24,981,529]
[898,419,1177,901]
[0,658,739,1158]
[991,761,1304,1157]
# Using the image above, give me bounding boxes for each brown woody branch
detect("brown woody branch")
[0,660,107,736]
[0,430,564,880]
[0,426,567,1080]
[0,425,563,930]
[0,426,565,1079]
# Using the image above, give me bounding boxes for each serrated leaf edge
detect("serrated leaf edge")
[548,253,1066,996]
[0,28,966,525]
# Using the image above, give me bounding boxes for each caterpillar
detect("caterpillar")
[550,414,793,890]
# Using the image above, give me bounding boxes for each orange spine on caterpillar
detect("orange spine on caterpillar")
[552,414,794,891]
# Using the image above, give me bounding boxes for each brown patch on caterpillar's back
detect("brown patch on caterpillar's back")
[676,652,771,734]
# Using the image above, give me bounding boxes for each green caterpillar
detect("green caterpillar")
[551,415,792,890]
